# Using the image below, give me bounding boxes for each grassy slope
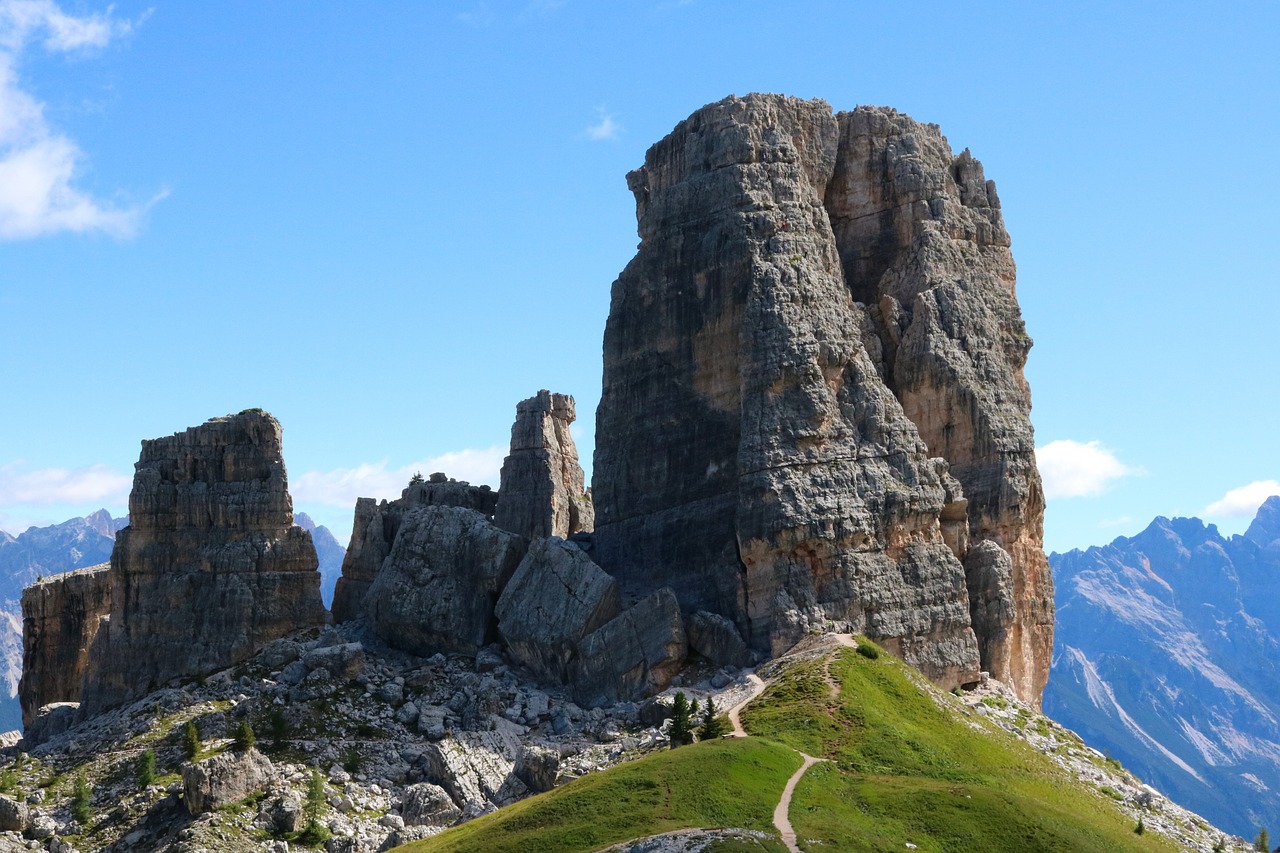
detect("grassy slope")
[403,644,1182,853]
[741,647,1180,852]
[400,737,798,853]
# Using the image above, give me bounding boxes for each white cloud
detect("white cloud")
[0,0,155,240]
[291,446,506,509]
[586,110,620,141]
[1205,480,1280,518]
[1036,439,1137,500]
[0,461,131,505]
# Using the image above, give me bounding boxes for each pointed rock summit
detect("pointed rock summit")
[591,94,1053,703]
[494,390,594,540]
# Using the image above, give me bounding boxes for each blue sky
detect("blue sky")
[0,0,1276,554]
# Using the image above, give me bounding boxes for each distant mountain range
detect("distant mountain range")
[1045,496,1280,838]
[0,510,346,733]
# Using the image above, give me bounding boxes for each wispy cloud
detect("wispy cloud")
[1037,439,1138,500]
[291,446,506,509]
[0,460,131,505]
[585,109,620,141]
[0,0,158,240]
[1205,480,1280,518]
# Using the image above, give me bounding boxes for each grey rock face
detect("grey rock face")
[592,94,989,691]
[0,795,28,832]
[685,611,751,668]
[332,477,498,623]
[182,748,276,815]
[364,507,526,657]
[76,411,326,717]
[826,106,1053,704]
[494,391,594,540]
[572,588,687,707]
[495,537,620,682]
[513,744,559,793]
[18,565,111,727]
[399,782,461,827]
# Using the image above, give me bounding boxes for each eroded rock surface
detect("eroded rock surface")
[495,390,594,540]
[182,748,276,815]
[364,506,526,657]
[77,411,326,716]
[572,588,687,707]
[18,564,111,727]
[332,475,498,623]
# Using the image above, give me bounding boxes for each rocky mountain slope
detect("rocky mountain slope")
[1045,496,1280,838]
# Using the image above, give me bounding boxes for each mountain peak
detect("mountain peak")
[1244,494,1280,547]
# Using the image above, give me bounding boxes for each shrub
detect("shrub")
[232,720,255,754]
[855,640,880,660]
[1134,816,1144,835]
[342,747,362,774]
[70,773,91,825]
[135,749,156,788]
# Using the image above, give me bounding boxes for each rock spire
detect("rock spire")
[494,390,594,540]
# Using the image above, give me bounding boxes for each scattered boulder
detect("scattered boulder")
[182,748,275,815]
[302,642,366,681]
[400,782,461,827]
[513,745,559,793]
[573,588,687,707]
[364,507,527,657]
[495,537,620,682]
[685,611,750,668]
[0,795,27,832]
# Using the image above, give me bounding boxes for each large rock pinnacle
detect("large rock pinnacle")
[73,410,326,716]
[592,94,1053,704]
[494,390,594,540]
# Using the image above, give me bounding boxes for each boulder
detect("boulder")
[685,611,750,668]
[572,588,687,707]
[302,642,366,680]
[513,745,559,793]
[495,537,620,682]
[494,391,594,539]
[21,703,79,748]
[332,479,499,623]
[0,796,27,832]
[182,748,275,815]
[364,507,526,657]
[399,782,461,827]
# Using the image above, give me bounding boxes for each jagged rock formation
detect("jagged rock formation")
[1046,498,1280,838]
[363,506,526,657]
[332,474,498,623]
[495,537,620,683]
[65,411,326,717]
[494,390,594,540]
[17,564,111,727]
[572,587,687,707]
[592,93,1051,702]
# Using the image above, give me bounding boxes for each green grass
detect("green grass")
[396,643,1184,853]
[400,738,798,853]
[741,649,1180,852]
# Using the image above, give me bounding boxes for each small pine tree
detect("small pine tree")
[267,707,290,753]
[135,749,156,788]
[182,721,200,760]
[1134,816,1145,835]
[232,720,255,754]
[668,691,694,748]
[1256,828,1270,852]
[342,746,362,774]
[70,773,91,825]
[304,769,327,832]
[1213,838,1226,853]
[699,697,727,741]
[409,471,425,486]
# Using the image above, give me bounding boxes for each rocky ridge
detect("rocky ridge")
[592,93,1051,704]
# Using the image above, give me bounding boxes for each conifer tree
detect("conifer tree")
[232,720,255,753]
[182,721,200,760]
[70,773,91,825]
[1255,827,1270,852]
[699,697,727,741]
[135,749,156,788]
[668,691,694,748]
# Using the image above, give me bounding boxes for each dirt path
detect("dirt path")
[773,752,824,852]
[725,673,767,737]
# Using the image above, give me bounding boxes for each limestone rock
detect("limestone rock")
[826,105,1053,703]
[302,642,366,681]
[572,588,687,707]
[77,411,326,717]
[591,93,982,690]
[182,748,275,815]
[494,391,594,540]
[399,782,461,827]
[364,507,526,657]
[417,721,529,818]
[22,702,79,746]
[0,795,28,832]
[513,744,559,793]
[18,565,110,727]
[332,478,498,623]
[685,611,750,668]
[495,537,620,682]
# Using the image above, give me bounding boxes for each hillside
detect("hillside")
[404,639,1244,853]
[1045,497,1280,838]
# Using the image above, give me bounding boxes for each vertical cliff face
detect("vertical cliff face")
[593,94,1052,703]
[18,565,111,727]
[494,390,594,540]
[77,411,326,716]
